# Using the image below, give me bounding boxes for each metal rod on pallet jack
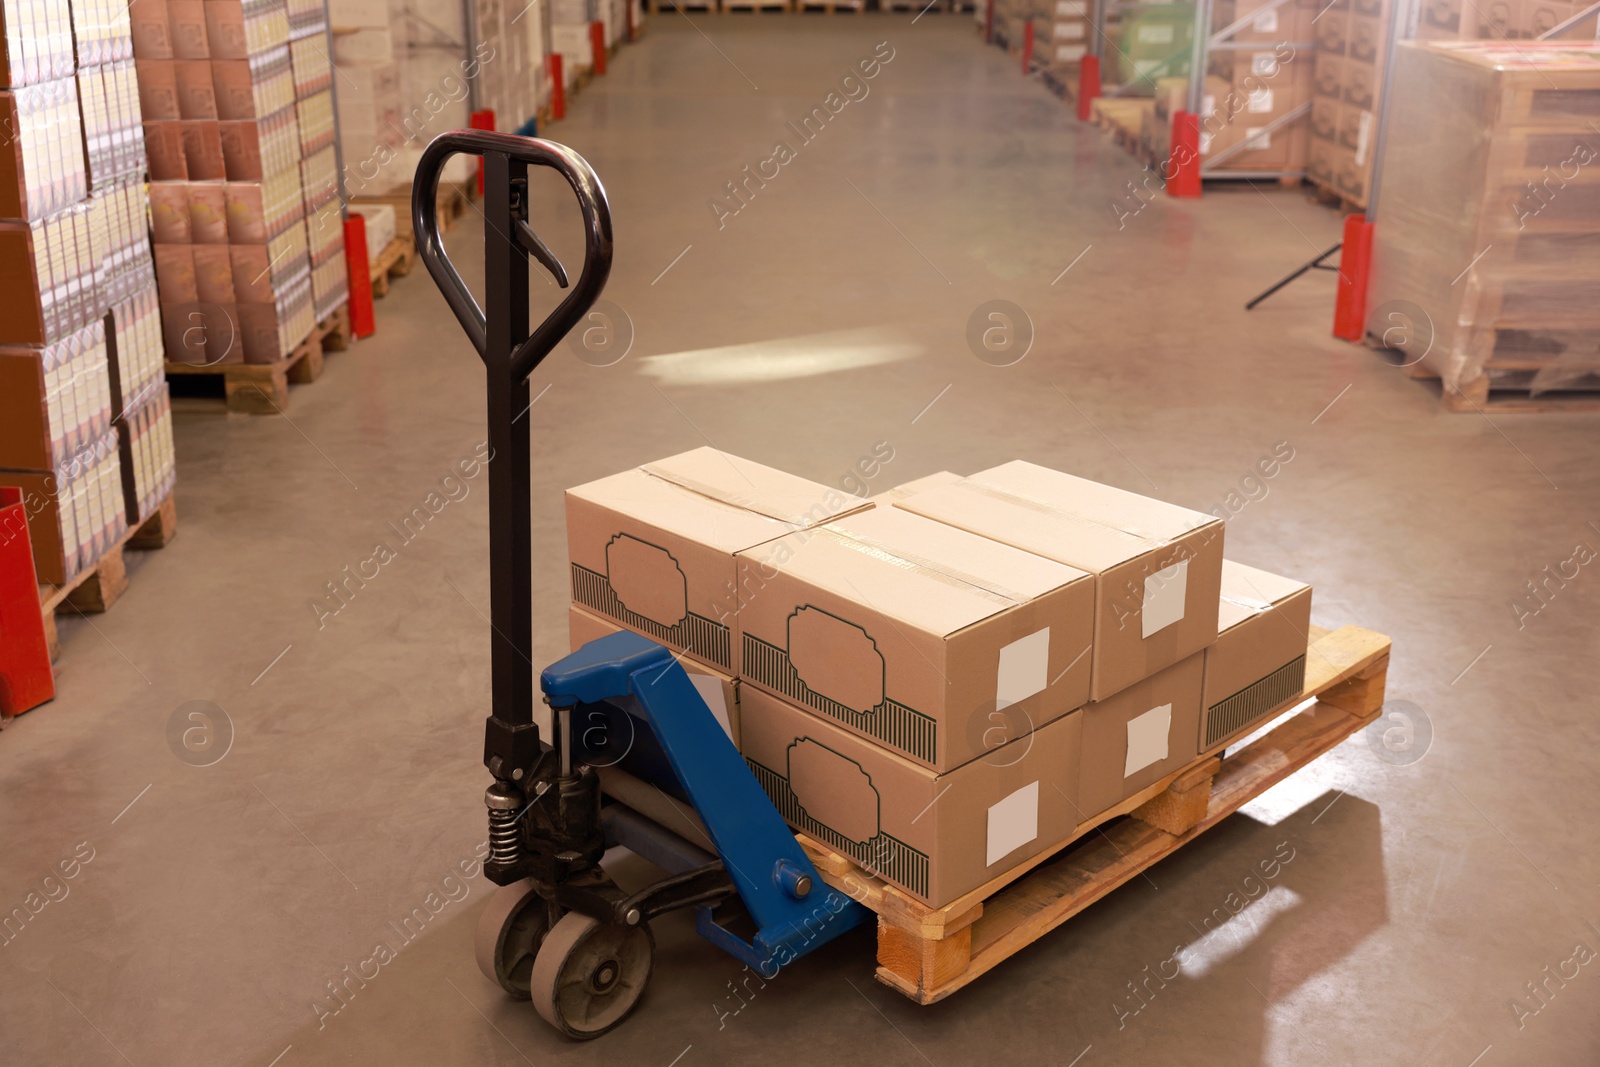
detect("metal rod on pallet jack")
[1538,0,1600,38]
[1186,0,1213,116]
[461,0,483,113]
[1360,0,1418,221]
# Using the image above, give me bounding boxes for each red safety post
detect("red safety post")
[344,214,376,338]
[1022,21,1034,74]
[0,494,55,717]
[591,21,607,76]
[1333,213,1375,341]
[470,108,495,197]
[1166,110,1202,198]
[985,0,995,43]
[626,0,636,41]
[1076,54,1101,121]
[550,54,566,120]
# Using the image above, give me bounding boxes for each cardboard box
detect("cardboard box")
[153,244,198,304]
[174,60,217,119]
[1314,8,1348,53]
[569,604,741,747]
[136,59,180,120]
[130,0,174,59]
[1313,53,1344,98]
[179,121,226,179]
[897,462,1224,702]
[737,504,1094,771]
[868,470,963,506]
[565,449,868,674]
[1078,652,1204,817]
[741,686,1085,907]
[1201,560,1311,752]
[187,182,229,243]
[204,3,250,60]
[148,182,191,242]
[191,245,235,305]
[167,0,210,59]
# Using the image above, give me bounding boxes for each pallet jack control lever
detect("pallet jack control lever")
[412,131,613,781]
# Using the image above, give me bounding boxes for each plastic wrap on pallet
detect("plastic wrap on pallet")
[1367,42,1600,396]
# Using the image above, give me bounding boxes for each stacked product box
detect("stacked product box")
[551,0,593,86]
[285,0,346,321]
[1037,0,1091,77]
[1367,41,1600,398]
[1311,0,1595,208]
[134,0,332,364]
[562,450,1316,910]
[0,0,172,584]
[1307,0,1389,205]
[475,0,551,133]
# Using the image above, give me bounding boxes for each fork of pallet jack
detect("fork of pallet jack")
[412,131,613,787]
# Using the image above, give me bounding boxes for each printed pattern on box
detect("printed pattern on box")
[1204,654,1305,749]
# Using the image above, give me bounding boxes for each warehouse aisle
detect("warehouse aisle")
[4,16,1598,1067]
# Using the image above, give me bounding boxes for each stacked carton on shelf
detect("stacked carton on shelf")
[0,0,174,586]
[563,451,1317,910]
[135,0,338,365]
[1307,0,1388,204]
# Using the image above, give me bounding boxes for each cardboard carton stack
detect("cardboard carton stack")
[134,0,341,364]
[286,0,347,322]
[1307,0,1592,208]
[564,451,1315,909]
[1028,0,1091,81]
[550,0,593,89]
[0,0,175,586]
[1367,41,1600,398]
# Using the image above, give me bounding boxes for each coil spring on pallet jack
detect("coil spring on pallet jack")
[485,784,523,866]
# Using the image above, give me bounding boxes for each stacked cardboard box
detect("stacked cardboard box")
[564,451,1315,909]
[1368,41,1600,397]
[0,0,174,584]
[551,0,593,85]
[474,0,553,135]
[284,0,347,321]
[1307,0,1388,204]
[135,0,343,364]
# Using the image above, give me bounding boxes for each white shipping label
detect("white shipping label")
[1138,24,1175,43]
[1202,93,1216,114]
[1200,131,1214,155]
[1355,110,1373,165]
[1055,21,1086,39]
[1142,560,1189,638]
[987,781,1040,866]
[1252,51,1280,76]
[997,628,1051,710]
[1125,704,1173,777]
[1056,44,1088,61]
[1056,0,1087,14]
[1252,8,1278,31]
[689,673,733,742]
[1246,125,1272,149]
[1248,87,1274,113]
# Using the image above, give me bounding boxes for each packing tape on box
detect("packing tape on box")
[817,524,1034,607]
[637,463,808,527]
[958,475,1178,548]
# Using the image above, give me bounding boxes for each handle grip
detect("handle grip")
[411,130,613,382]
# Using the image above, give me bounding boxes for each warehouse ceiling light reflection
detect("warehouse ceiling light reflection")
[636,327,922,386]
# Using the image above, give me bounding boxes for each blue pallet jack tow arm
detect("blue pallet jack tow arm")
[410,131,864,1040]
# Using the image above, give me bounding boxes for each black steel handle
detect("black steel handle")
[411,130,613,381]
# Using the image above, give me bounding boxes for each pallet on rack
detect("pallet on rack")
[648,0,715,10]
[369,235,417,298]
[38,493,178,662]
[1307,178,1365,216]
[1090,97,1152,162]
[793,0,864,11]
[722,0,790,10]
[800,623,1391,1004]
[164,305,352,415]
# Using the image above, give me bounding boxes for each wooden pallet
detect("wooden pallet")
[1308,177,1365,216]
[369,235,417,298]
[722,0,790,10]
[1090,97,1152,163]
[351,179,475,244]
[37,493,177,664]
[793,0,865,11]
[164,305,352,415]
[800,623,1391,1004]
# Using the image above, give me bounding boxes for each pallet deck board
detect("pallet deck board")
[163,305,352,414]
[800,623,1391,1004]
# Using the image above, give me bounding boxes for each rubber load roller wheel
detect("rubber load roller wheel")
[474,878,549,998]
[530,911,654,1039]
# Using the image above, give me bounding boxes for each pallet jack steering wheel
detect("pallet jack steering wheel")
[414,131,864,1040]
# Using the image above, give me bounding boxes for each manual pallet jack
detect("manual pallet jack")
[411,131,868,1039]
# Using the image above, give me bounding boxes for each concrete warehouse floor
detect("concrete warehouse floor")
[4,15,1599,1067]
